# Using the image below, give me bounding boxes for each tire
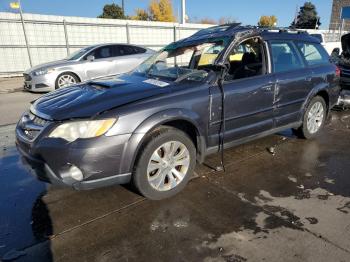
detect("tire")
[133,126,196,200]
[55,72,79,89]
[293,96,327,139]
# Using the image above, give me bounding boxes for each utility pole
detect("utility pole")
[18,0,32,67]
[122,0,125,16]
[181,0,186,24]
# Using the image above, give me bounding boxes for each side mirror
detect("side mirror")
[87,55,95,62]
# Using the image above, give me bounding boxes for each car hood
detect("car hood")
[25,59,76,74]
[341,33,350,55]
[31,74,173,120]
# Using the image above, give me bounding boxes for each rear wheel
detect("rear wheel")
[133,126,196,200]
[55,72,79,89]
[293,96,327,139]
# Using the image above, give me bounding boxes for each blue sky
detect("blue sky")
[0,0,333,28]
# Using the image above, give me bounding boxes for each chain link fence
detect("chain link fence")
[0,12,210,77]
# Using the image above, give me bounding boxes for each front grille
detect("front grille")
[18,112,51,141]
[341,67,350,77]
[23,73,32,81]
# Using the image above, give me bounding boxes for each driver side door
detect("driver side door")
[83,45,115,79]
[208,39,275,147]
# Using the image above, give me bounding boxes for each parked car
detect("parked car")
[16,25,340,200]
[308,31,342,55]
[330,33,350,107]
[23,43,155,92]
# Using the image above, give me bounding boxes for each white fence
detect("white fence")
[0,11,346,77]
[0,12,210,77]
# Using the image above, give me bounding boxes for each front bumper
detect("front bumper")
[23,72,56,92]
[16,124,133,190]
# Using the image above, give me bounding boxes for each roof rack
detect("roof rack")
[192,23,242,36]
[260,26,308,34]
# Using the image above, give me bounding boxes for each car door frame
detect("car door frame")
[267,39,312,127]
[81,45,117,80]
[207,36,276,148]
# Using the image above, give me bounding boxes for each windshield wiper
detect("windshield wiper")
[174,71,206,83]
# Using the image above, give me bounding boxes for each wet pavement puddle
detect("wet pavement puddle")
[0,111,350,261]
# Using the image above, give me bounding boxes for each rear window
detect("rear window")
[270,41,304,73]
[118,45,147,56]
[295,42,330,66]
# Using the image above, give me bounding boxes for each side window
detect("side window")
[224,37,265,81]
[295,42,330,66]
[119,45,138,56]
[133,46,147,54]
[270,41,304,73]
[86,46,113,60]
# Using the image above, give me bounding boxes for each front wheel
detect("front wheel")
[133,126,196,200]
[293,96,327,139]
[55,72,79,89]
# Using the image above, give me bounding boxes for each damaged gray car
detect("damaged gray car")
[16,24,340,200]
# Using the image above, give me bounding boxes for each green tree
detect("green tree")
[149,0,176,22]
[291,2,321,29]
[258,15,278,27]
[98,3,126,19]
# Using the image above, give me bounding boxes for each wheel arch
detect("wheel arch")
[119,109,207,176]
[56,71,82,85]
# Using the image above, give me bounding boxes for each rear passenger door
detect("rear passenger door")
[269,40,312,127]
[110,45,148,75]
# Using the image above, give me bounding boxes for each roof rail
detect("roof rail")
[193,23,242,36]
[259,26,308,34]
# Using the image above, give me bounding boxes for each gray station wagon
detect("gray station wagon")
[16,24,340,200]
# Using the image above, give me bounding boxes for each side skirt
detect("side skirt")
[204,121,302,157]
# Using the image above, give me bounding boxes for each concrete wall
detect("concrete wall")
[0,12,210,76]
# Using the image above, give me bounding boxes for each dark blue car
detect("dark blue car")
[16,25,340,200]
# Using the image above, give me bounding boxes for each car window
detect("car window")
[295,42,330,66]
[117,45,146,56]
[270,41,304,73]
[86,46,113,60]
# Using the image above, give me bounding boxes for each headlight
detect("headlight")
[49,119,116,142]
[33,68,55,76]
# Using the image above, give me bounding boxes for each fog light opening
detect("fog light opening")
[61,165,84,181]
[70,165,84,181]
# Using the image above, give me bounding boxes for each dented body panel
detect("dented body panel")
[15,26,340,189]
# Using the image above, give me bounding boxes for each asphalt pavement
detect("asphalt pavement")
[0,78,350,262]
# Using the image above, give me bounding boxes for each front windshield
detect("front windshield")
[66,46,96,60]
[134,37,230,82]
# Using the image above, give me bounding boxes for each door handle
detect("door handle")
[305,76,312,82]
[261,84,273,92]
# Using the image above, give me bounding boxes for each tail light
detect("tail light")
[336,66,341,77]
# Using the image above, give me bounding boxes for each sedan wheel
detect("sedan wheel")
[56,73,78,89]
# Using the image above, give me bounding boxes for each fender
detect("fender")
[300,83,330,120]
[118,109,207,175]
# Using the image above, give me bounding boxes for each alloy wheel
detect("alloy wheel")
[57,74,77,88]
[307,101,324,134]
[146,141,190,192]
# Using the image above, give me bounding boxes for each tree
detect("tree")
[98,3,126,19]
[291,2,321,29]
[131,8,151,21]
[149,0,176,22]
[258,15,278,27]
